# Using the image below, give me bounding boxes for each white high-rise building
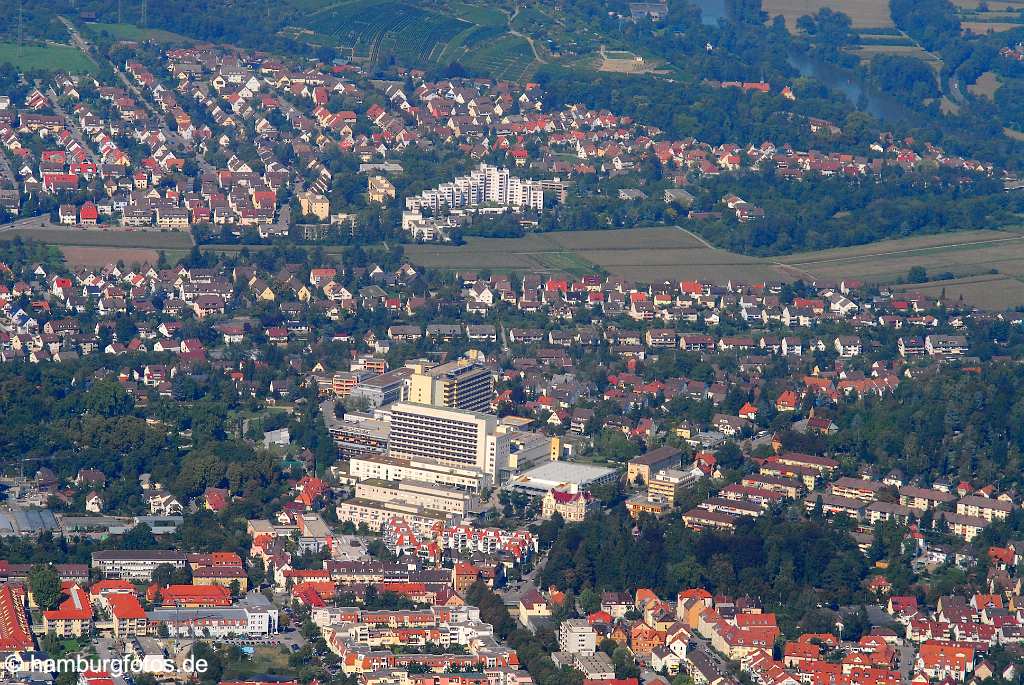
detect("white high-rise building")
[387,402,509,484]
[406,163,545,213]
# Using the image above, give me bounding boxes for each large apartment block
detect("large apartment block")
[387,402,509,483]
[405,163,545,213]
[408,360,494,413]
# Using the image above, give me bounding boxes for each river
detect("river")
[786,53,918,125]
[690,0,728,26]
[688,0,917,124]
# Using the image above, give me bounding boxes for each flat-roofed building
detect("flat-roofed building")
[335,497,450,535]
[626,494,671,519]
[354,478,479,517]
[348,453,486,493]
[349,367,413,408]
[408,360,494,412]
[503,461,618,497]
[558,618,596,655]
[91,550,188,581]
[322,402,389,457]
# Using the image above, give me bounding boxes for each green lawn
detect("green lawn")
[84,23,194,44]
[0,42,96,73]
[221,646,293,679]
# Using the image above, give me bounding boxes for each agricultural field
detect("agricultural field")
[408,226,1024,307]
[449,2,507,27]
[510,5,551,33]
[298,0,541,79]
[0,42,96,74]
[0,227,194,249]
[61,246,163,267]
[852,44,940,64]
[597,47,662,74]
[968,71,1002,99]
[775,229,1024,283]
[893,274,1024,311]
[961,21,1023,33]
[954,0,1024,34]
[764,0,894,30]
[406,227,781,281]
[83,22,194,44]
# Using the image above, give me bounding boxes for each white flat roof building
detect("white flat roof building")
[503,461,619,496]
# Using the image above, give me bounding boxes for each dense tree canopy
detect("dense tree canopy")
[540,507,868,634]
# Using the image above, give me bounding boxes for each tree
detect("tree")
[151,563,178,588]
[29,564,62,610]
[907,266,928,283]
[122,523,158,550]
[578,587,601,614]
[83,380,133,417]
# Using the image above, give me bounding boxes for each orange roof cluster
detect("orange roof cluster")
[158,584,232,607]
[0,584,33,651]
[43,584,93,621]
[106,593,146,620]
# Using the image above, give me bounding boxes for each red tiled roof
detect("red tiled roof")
[0,584,33,651]
[107,593,146,620]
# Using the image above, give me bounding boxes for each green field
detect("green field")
[83,22,194,44]
[0,42,95,73]
[221,646,292,679]
[449,2,508,27]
